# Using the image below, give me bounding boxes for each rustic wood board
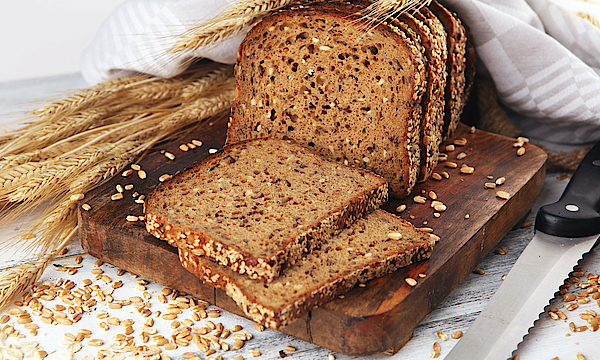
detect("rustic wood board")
[78,112,547,356]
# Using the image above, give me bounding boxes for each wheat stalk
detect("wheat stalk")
[0,225,77,310]
[0,60,238,309]
[171,0,295,53]
[365,0,430,19]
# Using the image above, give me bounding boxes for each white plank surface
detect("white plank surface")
[1,75,599,360]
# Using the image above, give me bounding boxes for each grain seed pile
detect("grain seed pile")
[0,252,311,360]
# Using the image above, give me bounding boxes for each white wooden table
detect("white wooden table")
[1,75,599,360]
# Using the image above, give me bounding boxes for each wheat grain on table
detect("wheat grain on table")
[1,74,599,360]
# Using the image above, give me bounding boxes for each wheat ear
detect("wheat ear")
[0,225,77,310]
[171,0,295,53]
[363,0,430,21]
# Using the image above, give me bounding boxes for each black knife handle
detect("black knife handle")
[536,140,600,237]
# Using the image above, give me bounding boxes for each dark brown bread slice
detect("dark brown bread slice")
[429,0,467,140]
[145,138,388,282]
[179,209,437,329]
[226,1,426,198]
[398,8,448,181]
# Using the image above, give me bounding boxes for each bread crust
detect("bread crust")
[145,138,388,282]
[397,8,447,181]
[429,0,467,140]
[179,209,436,329]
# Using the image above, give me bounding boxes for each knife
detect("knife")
[445,140,600,360]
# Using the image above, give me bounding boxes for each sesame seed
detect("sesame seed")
[460,166,474,174]
[432,173,443,181]
[70,193,85,202]
[138,170,147,179]
[159,174,172,182]
[131,164,141,171]
[285,346,296,352]
[124,184,134,191]
[116,184,124,193]
[413,195,427,204]
[517,147,526,156]
[122,169,133,177]
[441,171,450,179]
[405,278,417,286]
[473,268,485,275]
[428,191,437,200]
[485,182,496,189]
[387,232,403,240]
[496,191,510,200]
[445,161,458,168]
[81,203,91,211]
[454,138,467,146]
[437,331,448,341]
[179,144,189,152]
[192,140,203,147]
[165,152,176,160]
[396,204,407,213]
[319,45,332,51]
[495,177,506,185]
[456,152,467,160]
[209,148,218,154]
[445,144,455,152]
[494,246,508,255]
[438,153,448,161]
[126,215,138,222]
[111,193,123,201]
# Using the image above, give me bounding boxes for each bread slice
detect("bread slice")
[179,209,437,329]
[429,1,467,140]
[226,1,426,198]
[145,138,388,282]
[398,8,447,181]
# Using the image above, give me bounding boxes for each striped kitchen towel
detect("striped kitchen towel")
[80,0,600,144]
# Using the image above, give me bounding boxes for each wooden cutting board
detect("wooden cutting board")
[78,112,547,356]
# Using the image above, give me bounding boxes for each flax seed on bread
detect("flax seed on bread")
[226,1,426,197]
[145,138,388,282]
[179,209,437,329]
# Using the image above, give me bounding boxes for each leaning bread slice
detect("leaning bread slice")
[226,1,426,197]
[145,138,388,282]
[179,209,437,329]
[429,0,468,140]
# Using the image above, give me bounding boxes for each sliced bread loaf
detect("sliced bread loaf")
[429,1,468,140]
[179,209,437,329]
[145,138,388,282]
[226,1,426,198]
[398,8,447,181]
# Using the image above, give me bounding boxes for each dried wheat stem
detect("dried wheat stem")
[0,152,105,203]
[182,64,234,98]
[362,0,430,25]
[33,87,111,119]
[0,225,77,310]
[159,82,235,131]
[171,0,295,53]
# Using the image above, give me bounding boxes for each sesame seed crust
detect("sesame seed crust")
[429,1,468,140]
[398,7,448,181]
[178,209,436,329]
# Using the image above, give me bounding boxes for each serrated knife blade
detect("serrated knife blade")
[446,140,600,360]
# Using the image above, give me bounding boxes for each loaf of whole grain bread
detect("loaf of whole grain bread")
[179,209,437,329]
[226,1,427,198]
[145,137,388,282]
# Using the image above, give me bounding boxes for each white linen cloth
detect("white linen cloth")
[80,0,600,144]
